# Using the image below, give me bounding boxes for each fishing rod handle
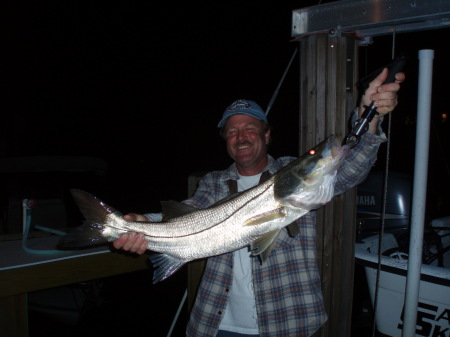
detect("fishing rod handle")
[346,56,406,148]
[382,55,406,85]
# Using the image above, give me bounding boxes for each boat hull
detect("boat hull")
[355,233,450,337]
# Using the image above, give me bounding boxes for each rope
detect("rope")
[371,108,393,337]
[371,28,396,337]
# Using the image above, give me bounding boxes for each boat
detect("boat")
[354,171,450,337]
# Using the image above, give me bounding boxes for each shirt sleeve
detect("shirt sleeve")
[143,213,163,222]
[334,130,386,195]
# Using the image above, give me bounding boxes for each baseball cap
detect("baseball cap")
[217,99,267,128]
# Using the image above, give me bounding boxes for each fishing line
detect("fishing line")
[166,289,187,337]
[371,26,396,337]
[265,47,298,116]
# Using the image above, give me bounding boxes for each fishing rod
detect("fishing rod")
[344,55,406,148]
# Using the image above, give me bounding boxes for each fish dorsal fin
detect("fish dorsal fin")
[286,222,299,237]
[160,201,197,221]
[242,207,286,227]
[251,229,281,263]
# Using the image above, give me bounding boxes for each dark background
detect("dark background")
[2,1,449,214]
[1,1,303,214]
[1,1,449,336]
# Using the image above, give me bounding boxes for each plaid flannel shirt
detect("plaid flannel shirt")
[181,133,385,337]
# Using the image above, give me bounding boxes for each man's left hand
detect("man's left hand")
[360,68,405,134]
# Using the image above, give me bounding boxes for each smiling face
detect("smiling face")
[223,114,271,176]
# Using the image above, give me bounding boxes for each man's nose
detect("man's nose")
[236,130,246,141]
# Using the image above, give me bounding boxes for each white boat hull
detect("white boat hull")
[355,226,450,337]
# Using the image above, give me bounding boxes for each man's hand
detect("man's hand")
[360,68,405,134]
[112,213,148,255]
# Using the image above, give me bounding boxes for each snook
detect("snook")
[59,135,347,283]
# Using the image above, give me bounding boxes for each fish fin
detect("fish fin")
[70,189,123,224]
[150,253,187,284]
[243,207,286,227]
[160,201,197,221]
[250,229,281,263]
[58,222,109,249]
[286,222,299,237]
[286,200,325,210]
[58,189,123,249]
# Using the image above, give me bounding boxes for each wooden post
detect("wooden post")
[0,294,28,337]
[298,34,358,337]
[187,173,207,312]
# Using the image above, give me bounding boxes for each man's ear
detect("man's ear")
[265,129,271,145]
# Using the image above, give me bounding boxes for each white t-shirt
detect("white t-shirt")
[218,173,261,334]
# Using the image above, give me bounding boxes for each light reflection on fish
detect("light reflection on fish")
[59,135,347,283]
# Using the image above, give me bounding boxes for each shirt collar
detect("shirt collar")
[224,155,282,181]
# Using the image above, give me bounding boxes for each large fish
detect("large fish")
[59,135,347,283]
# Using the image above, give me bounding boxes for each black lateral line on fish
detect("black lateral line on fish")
[131,180,277,239]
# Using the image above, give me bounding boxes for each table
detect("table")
[0,235,150,337]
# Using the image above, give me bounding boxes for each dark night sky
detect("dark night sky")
[2,1,307,211]
[2,1,450,216]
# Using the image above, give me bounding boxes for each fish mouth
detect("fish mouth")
[339,143,349,156]
[328,135,346,160]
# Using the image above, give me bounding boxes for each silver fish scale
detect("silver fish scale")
[120,177,278,238]
[137,182,307,260]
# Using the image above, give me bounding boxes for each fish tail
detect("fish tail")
[70,189,121,225]
[58,189,122,249]
[58,221,108,248]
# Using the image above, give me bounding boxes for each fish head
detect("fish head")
[274,135,348,210]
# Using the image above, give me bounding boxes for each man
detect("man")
[114,68,405,337]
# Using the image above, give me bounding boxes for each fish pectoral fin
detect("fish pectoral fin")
[149,253,187,284]
[286,222,299,237]
[160,201,198,221]
[250,229,280,263]
[242,208,286,227]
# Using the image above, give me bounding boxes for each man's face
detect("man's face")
[223,114,270,174]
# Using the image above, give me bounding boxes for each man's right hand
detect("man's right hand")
[112,213,149,255]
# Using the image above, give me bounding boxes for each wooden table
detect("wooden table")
[0,235,150,337]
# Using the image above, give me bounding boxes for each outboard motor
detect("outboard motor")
[356,171,413,239]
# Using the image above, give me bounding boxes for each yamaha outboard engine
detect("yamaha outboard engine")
[356,171,412,239]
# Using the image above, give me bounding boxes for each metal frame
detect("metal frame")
[291,0,450,44]
[291,1,449,337]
